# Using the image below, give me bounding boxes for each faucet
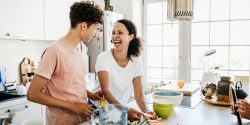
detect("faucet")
[0,113,15,125]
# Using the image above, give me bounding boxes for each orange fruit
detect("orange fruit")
[177,80,185,88]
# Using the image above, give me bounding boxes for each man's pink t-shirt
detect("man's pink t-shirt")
[35,42,87,125]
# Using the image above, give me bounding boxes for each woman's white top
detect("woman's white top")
[95,49,143,105]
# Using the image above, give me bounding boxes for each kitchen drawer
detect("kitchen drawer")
[0,101,43,124]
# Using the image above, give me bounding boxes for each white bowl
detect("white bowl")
[152,91,183,106]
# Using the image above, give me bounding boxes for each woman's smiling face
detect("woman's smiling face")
[112,22,134,51]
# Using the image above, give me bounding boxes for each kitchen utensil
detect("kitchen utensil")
[90,104,128,125]
[235,81,248,99]
[231,86,243,125]
[155,82,200,96]
[20,57,36,85]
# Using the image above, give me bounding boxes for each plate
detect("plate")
[201,96,232,106]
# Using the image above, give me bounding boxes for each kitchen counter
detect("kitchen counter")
[0,96,45,125]
[82,92,250,125]
[0,94,27,109]
[156,101,250,125]
[128,92,250,125]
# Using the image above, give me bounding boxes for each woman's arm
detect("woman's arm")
[133,76,147,112]
[87,90,103,101]
[97,71,121,104]
[27,75,93,117]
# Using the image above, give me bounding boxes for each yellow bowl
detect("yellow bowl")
[153,104,174,119]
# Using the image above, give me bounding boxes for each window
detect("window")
[191,0,250,82]
[144,0,179,85]
[144,0,250,86]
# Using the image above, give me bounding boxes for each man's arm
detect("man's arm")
[27,75,93,117]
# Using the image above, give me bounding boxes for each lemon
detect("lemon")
[99,99,106,111]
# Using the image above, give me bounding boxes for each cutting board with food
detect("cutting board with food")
[155,82,200,96]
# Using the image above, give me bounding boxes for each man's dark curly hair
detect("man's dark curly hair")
[70,1,104,28]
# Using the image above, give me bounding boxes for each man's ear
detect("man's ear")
[81,22,88,31]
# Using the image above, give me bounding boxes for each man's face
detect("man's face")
[82,23,100,42]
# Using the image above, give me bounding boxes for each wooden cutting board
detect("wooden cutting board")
[20,57,36,85]
[155,83,200,96]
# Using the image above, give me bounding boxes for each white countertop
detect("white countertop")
[82,92,250,125]
[131,92,250,125]
[0,96,28,109]
[158,101,250,125]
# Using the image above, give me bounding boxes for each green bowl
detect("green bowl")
[153,103,174,119]
[153,102,173,108]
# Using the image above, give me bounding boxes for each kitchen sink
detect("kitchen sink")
[0,92,25,102]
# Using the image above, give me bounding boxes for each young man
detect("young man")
[27,1,104,125]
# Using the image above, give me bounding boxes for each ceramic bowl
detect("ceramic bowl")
[153,103,174,119]
[152,91,183,119]
[152,91,183,106]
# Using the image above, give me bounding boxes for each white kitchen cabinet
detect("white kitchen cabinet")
[44,0,78,41]
[0,0,44,40]
[0,101,43,125]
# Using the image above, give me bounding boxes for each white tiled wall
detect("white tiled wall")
[0,39,51,83]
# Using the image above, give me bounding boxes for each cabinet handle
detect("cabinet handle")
[7,105,28,113]
[5,33,27,38]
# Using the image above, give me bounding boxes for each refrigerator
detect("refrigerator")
[85,11,123,72]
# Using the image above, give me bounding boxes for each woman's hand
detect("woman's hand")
[87,90,103,101]
[143,111,158,120]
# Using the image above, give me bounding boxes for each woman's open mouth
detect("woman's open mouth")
[113,40,122,47]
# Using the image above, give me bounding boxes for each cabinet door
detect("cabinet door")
[0,0,44,40]
[12,102,42,124]
[0,102,43,124]
[44,0,78,41]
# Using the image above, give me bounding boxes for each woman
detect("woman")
[95,19,156,121]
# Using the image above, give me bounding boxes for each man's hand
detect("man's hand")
[128,108,142,122]
[87,90,103,101]
[70,103,94,118]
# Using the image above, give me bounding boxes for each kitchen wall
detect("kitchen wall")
[0,39,51,83]
[0,0,143,83]
[95,0,143,35]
